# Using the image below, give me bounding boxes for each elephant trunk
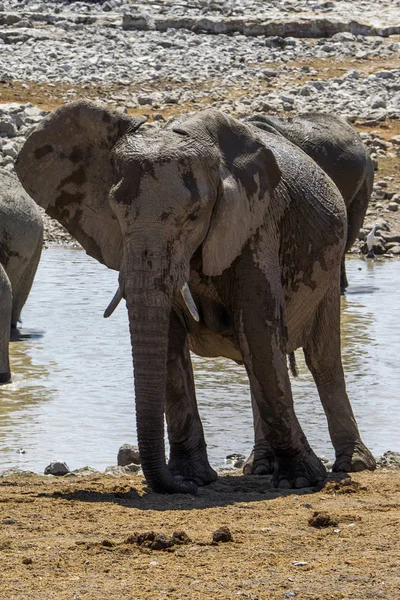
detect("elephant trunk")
[124,270,197,495]
[0,265,12,384]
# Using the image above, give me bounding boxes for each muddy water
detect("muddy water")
[1,247,399,473]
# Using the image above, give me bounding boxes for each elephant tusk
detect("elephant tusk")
[180,283,200,322]
[104,287,122,318]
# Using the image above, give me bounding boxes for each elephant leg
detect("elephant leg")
[340,256,348,294]
[0,263,12,383]
[166,309,217,486]
[303,286,376,473]
[11,233,42,328]
[243,392,276,475]
[341,179,372,293]
[232,252,327,489]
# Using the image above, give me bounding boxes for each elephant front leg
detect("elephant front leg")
[303,288,376,473]
[166,310,217,486]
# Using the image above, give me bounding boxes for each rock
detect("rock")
[44,461,70,476]
[332,32,356,42]
[212,526,233,543]
[262,68,278,77]
[105,464,140,475]
[117,443,140,466]
[1,141,18,158]
[375,218,390,232]
[370,97,386,109]
[388,202,398,212]
[22,557,33,565]
[374,70,395,79]
[376,451,400,467]
[137,95,154,106]
[122,11,156,31]
[387,244,400,255]
[0,468,36,478]
[0,116,17,137]
[65,466,101,477]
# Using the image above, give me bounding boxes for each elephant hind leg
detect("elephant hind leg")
[341,177,373,292]
[303,283,376,472]
[0,263,12,383]
[11,232,43,328]
[243,391,276,476]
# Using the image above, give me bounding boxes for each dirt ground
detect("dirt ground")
[0,469,399,600]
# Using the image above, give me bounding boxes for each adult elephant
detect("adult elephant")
[0,168,43,383]
[15,101,375,494]
[246,113,374,291]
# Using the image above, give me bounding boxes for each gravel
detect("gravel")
[0,0,400,249]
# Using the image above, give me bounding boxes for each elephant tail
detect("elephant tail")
[288,352,298,377]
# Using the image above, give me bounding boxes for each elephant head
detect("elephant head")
[15,101,281,493]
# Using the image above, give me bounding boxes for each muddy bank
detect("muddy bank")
[0,468,399,599]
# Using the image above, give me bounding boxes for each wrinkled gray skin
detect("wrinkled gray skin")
[0,168,43,383]
[246,113,374,292]
[15,101,375,494]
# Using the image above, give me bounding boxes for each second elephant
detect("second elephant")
[246,113,374,291]
[0,168,43,383]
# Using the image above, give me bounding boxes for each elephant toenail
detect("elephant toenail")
[294,477,310,488]
[277,479,291,489]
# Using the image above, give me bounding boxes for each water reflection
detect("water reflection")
[0,249,399,473]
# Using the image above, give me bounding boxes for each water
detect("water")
[0,248,399,473]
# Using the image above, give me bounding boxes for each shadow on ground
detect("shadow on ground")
[35,471,351,511]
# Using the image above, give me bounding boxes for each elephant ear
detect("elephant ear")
[15,100,146,270]
[173,109,281,276]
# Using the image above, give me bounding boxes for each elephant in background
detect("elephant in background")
[0,168,43,383]
[16,101,375,494]
[246,113,374,291]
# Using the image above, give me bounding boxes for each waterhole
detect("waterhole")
[0,248,399,472]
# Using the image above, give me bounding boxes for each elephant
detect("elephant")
[15,101,376,494]
[0,168,43,383]
[245,113,374,291]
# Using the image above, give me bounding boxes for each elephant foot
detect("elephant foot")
[168,447,217,487]
[0,371,11,384]
[243,445,275,476]
[333,441,376,473]
[273,447,327,489]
